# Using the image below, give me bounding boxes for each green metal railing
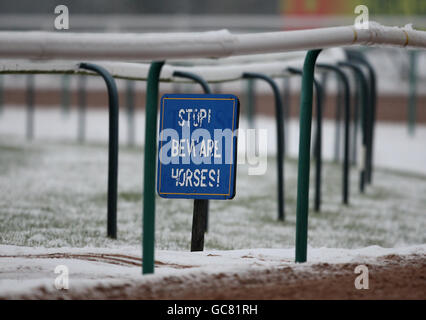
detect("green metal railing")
[1,51,387,270]
[246,79,256,129]
[287,67,324,212]
[346,50,377,184]
[282,77,291,154]
[408,51,418,136]
[0,75,3,115]
[338,62,370,194]
[25,74,35,140]
[79,62,120,239]
[61,74,71,117]
[125,80,136,147]
[295,49,322,263]
[334,79,343,162]
[242,72,286,221]
[316,64,351,205]
[142,61,165,275]
[77,74,87,143]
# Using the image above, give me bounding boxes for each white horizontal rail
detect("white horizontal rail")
[0,22,425,62]
[0,14,424,33]
[0,49,343,83]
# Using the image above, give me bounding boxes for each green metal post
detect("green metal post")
[214,83,222,94]
[334,79,343,162]
[313,79,324,212]
[367,63,376,184]
[339,62,369,194]
[282,77,291,155]
[172,70,212,244]
[77,75,87,143]
[317,64,352,205]
[346,49,377,184]
[287,67,324,213]
[0,75,3,115]
[351,76,361,166]
[408,50,418,136]
[126,80,136,147]
[142,61,165,274]
[351,52,377,185]
[79,63,120,240]
[246,78,255,128]
[243,72,286,221]
[295,49,322,263]
[61,74,71,116]
[312,71,328,158]
[26,74,35,141]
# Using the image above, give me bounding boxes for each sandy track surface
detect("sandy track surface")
[4,253,425,300]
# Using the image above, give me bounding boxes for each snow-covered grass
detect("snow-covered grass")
[0,128,425,251]
[0,107,425,297]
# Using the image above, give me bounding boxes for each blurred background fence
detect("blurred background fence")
[0,0,425,128]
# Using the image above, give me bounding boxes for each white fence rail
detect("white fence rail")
[0,22,425,62]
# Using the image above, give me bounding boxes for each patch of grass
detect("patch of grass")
[0,141,42,174]
[118,191,142,203]
[0,139,425,251]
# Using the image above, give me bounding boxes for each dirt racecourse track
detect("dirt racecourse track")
[5,253,425,300]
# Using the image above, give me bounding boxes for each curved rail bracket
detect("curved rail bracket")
[295,49,322,263]
[79,62,119,240]
[142,61,165,275]
[242,72,286,221]
[287,67,324,213]
[316,63,351,206]
[338,61,370,194]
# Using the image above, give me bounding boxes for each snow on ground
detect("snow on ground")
[0,107,425,297]
[0,129,425,250]
[1,244,425,297]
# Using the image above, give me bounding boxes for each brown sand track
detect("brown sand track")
[3,253,425,300]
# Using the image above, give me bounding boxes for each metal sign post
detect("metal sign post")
[157,94,240,251]
[172,71,212,248]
